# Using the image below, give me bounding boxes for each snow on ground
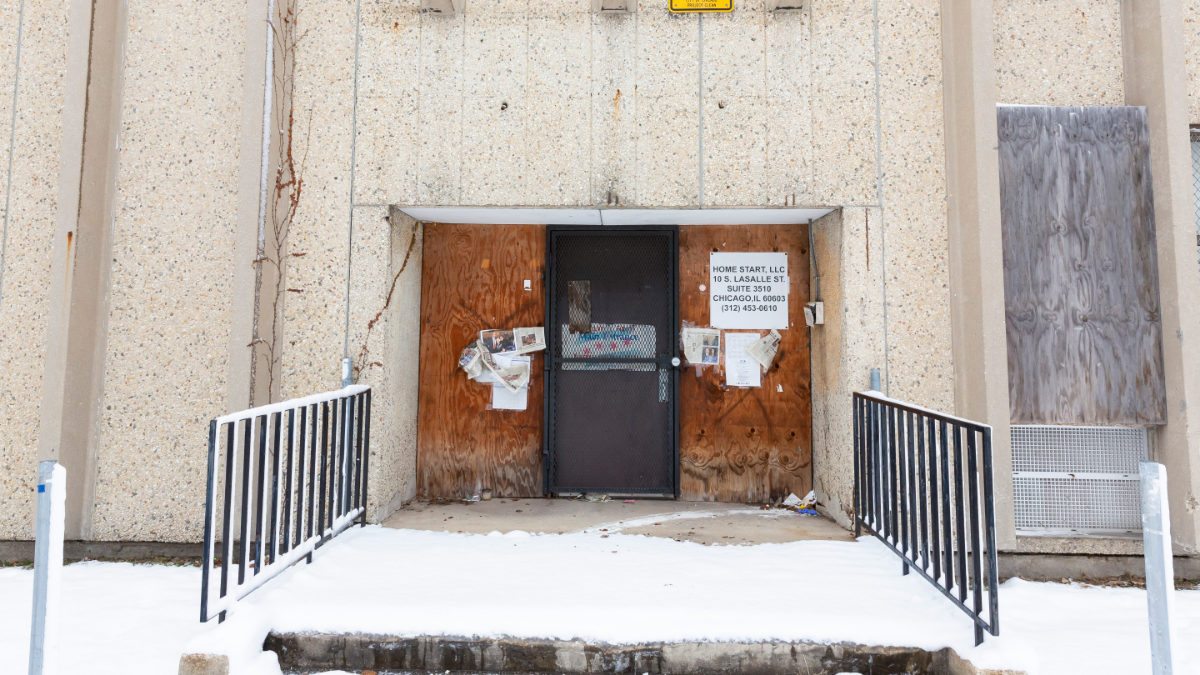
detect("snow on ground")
[0,561,201,675]
[1,525,1198,675]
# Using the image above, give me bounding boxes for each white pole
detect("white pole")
[28,460,65,675]
[1140,461,1178,675]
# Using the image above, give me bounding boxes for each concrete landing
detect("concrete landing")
[381,498,856,545]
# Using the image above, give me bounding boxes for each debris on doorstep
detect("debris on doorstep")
[795,508,819,516]
[623,499,636,503]
[582,493,611,503]
[463,494,481,502]
[481,489,493,501]
[782,493,802,507]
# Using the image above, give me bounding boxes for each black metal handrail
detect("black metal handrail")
[200,386,371,622]
[853,390,999,645]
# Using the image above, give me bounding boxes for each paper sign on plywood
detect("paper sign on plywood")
[709,252,788,329]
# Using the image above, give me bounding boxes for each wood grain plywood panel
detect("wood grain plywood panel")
[998,106,1166,424]
[417,223,546,498]
[678,225,812,502]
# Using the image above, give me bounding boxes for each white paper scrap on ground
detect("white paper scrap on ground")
[724,332,762,387]
[1,527,1199,675]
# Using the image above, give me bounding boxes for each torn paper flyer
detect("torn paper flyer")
[479,349,530,392]
[681,327,720,366]
[513,327,546,354]
[458,341,484,379]
[744,329,782,369]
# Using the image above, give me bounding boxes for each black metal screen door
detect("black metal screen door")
[544,226,679,495]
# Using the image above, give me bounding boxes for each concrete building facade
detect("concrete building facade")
[2,0,1199,568]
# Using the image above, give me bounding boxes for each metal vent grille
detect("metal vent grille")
[1012,425,1147,536]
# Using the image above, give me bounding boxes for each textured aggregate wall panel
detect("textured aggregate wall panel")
[353,0,420,206]
[809,0,878,205]
[590,13,637,206]
[526,2,591,206]
[416,13,465,205]
[279,0,357,402]
[1187,2,1200,122]
[636,3,700,207]
[809,208,886,528]
[876,0,954,411]
[998,105,1167,425]
[765,8,812,205]
[89,0,246,542]
[347,207,422,520]
[994,0,1123,106]
[700,1,767,208]
[0,0,70,540]
[462,0,529,206]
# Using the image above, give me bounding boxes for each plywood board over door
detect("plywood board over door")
[678,225,812,502]
[417,223,546,498]
[998,106,1166,424]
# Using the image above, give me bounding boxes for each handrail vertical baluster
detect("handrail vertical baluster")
[361,390,372,526]
[270,411,282,564]
[238,419,253,586]
[916,413,929,572]
[966,427,985,645]
[928,416,942,584]
[940,419,953,592]
[982,427,1000,637]
[282,409,295,555]
[953,423,968,604]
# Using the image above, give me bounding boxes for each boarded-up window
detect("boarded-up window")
[998,105,1166,425]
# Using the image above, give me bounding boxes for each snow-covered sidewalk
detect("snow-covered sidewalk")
[1,524,1198,675]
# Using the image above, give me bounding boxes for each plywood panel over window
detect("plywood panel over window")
[678,225,812,502]
[998,105,1167,425]
[417,223,546,498]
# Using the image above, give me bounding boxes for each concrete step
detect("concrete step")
[251,633,1024,675]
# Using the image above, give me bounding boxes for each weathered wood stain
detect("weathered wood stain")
[416,223,546,498]
[678,225,812,502]
[998,106,1166,424]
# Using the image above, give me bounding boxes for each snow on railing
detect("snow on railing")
[853,390,1000,646]
[200,385,371,622]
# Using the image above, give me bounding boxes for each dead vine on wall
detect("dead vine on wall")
[249,2,311,405]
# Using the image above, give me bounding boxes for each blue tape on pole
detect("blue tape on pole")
[38,484,45,492]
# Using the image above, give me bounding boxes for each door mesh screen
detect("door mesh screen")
[547,231,676,494]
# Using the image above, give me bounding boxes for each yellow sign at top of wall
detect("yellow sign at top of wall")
[669,0,733,12]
